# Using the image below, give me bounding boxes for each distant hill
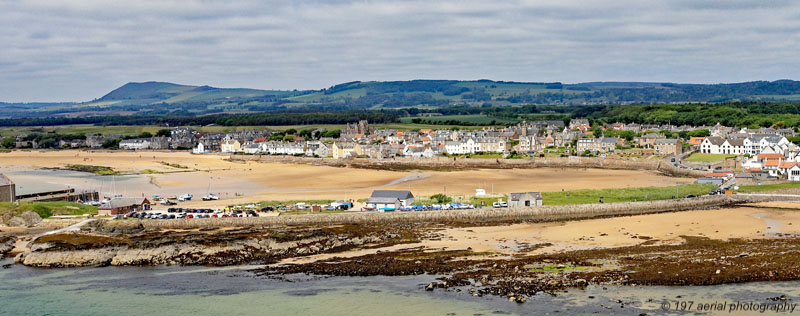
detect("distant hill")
[98,82,198,103]
[97,81,287,105]
[3,79,800,119]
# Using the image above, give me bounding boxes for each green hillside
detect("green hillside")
[5,79,800,120]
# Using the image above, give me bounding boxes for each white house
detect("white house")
[119,138,151,150]
[403,146,434,158]
[700,136,725,154]
[719,138,747,155]
[445,141,464,155]
[365,190,415,211]
[517,136,537,153]
[242,142,261,154]
[261,141,305,155]
[193,142,209,154]
[305,141,329,157]
[789,165,800,182]
[750,134,790,155]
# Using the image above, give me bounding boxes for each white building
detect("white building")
[119,138,151,150]
[789,165,800,182]
[261,141,305,155]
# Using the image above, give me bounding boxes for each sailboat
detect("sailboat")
[202,178,218,200]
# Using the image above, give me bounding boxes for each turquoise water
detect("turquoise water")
[1,258,799,315]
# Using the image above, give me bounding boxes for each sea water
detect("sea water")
[1,258,798,315]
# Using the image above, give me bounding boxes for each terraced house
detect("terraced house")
[653,138,682,156]
[576,137,621,153]
[701,134,791,156]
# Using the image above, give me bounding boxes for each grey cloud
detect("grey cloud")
[0,0,799,101]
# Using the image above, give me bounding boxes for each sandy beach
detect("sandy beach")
[283,203,800,264]
[0,150,693,206]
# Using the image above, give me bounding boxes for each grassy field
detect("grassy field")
[541,184,717,205]
[0,125,166,137]
[409,184,718,207]
[399,114,517,125]
[684,153,737,162]
[737,182,800,193]
[0,121,499,137]
[444,153,505,159]
[63,164,119,175]
[0,201,98,219]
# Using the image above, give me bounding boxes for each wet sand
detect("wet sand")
[284,204,800,264]
[0,150,693,206]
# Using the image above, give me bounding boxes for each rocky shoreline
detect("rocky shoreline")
[13,221,419,268]
[8,217,800,304]
[260,235,800,302]
[0,236,16,257]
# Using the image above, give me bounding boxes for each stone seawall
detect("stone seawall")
[128,194,781,230]
[130,193,800,230]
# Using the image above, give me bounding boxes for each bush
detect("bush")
[430,194,452,204]
[32,204,53,218]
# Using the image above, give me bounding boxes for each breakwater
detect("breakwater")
[121,194,799,230]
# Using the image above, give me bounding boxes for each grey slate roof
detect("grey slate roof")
[366,197,401,204]
[704,136,726,145]
[99,197,148,209]
[654,138,678,145]
[509,192,542,201]
[369,190,414,200]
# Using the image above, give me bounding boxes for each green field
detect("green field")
[0,201,98,219]
[684,153,737,162]
[444,152,505,159]
[0,121,502,138]
[399,114,517,125]
[412,183,718,207]
[541,184,717,205]
[737,182,800,193]
[0,125,166,137]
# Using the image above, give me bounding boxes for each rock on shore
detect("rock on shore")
[1,211,42,227]
[0,236,17,256]
[15,230,383,268]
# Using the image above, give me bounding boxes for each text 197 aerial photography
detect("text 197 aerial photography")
[2,1,800,315]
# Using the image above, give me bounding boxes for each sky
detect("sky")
[1,0,799,102]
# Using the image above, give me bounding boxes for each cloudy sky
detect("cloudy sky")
[1,0,799,102]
